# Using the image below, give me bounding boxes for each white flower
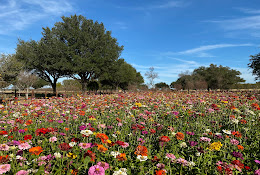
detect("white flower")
[222,130,231,135]
[188,161,196,167]
[171,132,177,136]
[110,151,120,158]
[205,129,211,132]
[196,152,201,156]
[54,152,62,158]
[112,134,117,138]
[215,133,222,136]
[113,168,127,175]
[230,119,239,124]
[69,142,77,147]
[137,155,148,161]
[180,142,187,148]
[80,130,93,136]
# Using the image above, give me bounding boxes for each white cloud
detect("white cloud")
[0,0,74,35]
[178,44,253,55]
[236,8,260,14]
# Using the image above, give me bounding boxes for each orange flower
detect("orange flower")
[176,132,184,140]
[237,145,244,150]
[232,131,242,138]
[96,133,109,143]
[116,153,127,161]
[65,128,70,131]
[25,120,32,125]
[134,145,148,156]
[155,170,167,175]
[29,146,43,155]
[240,119,247,124]
[97,144,108,153]
[79,111,85,116]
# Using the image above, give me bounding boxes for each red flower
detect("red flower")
[245,166,250,170]
[150,129,156,134]
[24,135,32,140]
[0,131,7,135]
[58,143,72,151]
[159,136,170,142]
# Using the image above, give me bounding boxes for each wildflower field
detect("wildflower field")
[0,91,259,175]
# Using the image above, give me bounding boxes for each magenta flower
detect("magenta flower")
[88,165,105,175]
[49,136,58,143]
[255,160,260,164]
[16,170,29,175]
[79,125,87,130]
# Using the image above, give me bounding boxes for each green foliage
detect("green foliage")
[53,15,124,91]
[176,64,245,90]
[0,54,23,88]
[62,79,81,91]
[248,53,260,80]
[100,59,144,90]
[193,64,245,90]
[155,82,169,89]
[32,78,49,89]
[16,26,72,93]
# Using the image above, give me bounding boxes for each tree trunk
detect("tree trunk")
[81,81,88,93]
[26,88,29,99]
[51,79,57,94]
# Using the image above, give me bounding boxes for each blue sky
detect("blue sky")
[0,0,259,84]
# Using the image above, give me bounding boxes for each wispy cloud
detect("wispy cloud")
[235,8,260,14]
[146,1,187,10]
[117,1,187,11]
[0,0,74,35]
[178,44,253,55]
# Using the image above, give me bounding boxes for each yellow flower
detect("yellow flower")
[209,141,222,151]
[135,103,142,107]
[67,152,77,159]
[116,131,121,135]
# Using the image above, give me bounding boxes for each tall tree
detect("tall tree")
[100,59,143,90]
[16,27,72,93]
[248,53,260,81]
[53,15,123,92]
[193,64,245,90]
[0,54,23,88]
[145,67,158,89]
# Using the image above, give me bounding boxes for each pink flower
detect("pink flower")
[200,137,211,142]
[49,136,58,143]
[0,164,11,174]
[88,165,105,175]
[230,139,239,145]
[16,170,29,175]
[18,142,31,150]
[0,144,9,151]
[97,162,110,170]
[121,142,129,148]
[79,143,92,149]
[165,153,176,160]
[176,158,188,166]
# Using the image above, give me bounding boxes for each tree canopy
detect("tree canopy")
[54,15,124,91]
[248,53,260,81]
[16,14,124,93]
[175,64,245,90]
